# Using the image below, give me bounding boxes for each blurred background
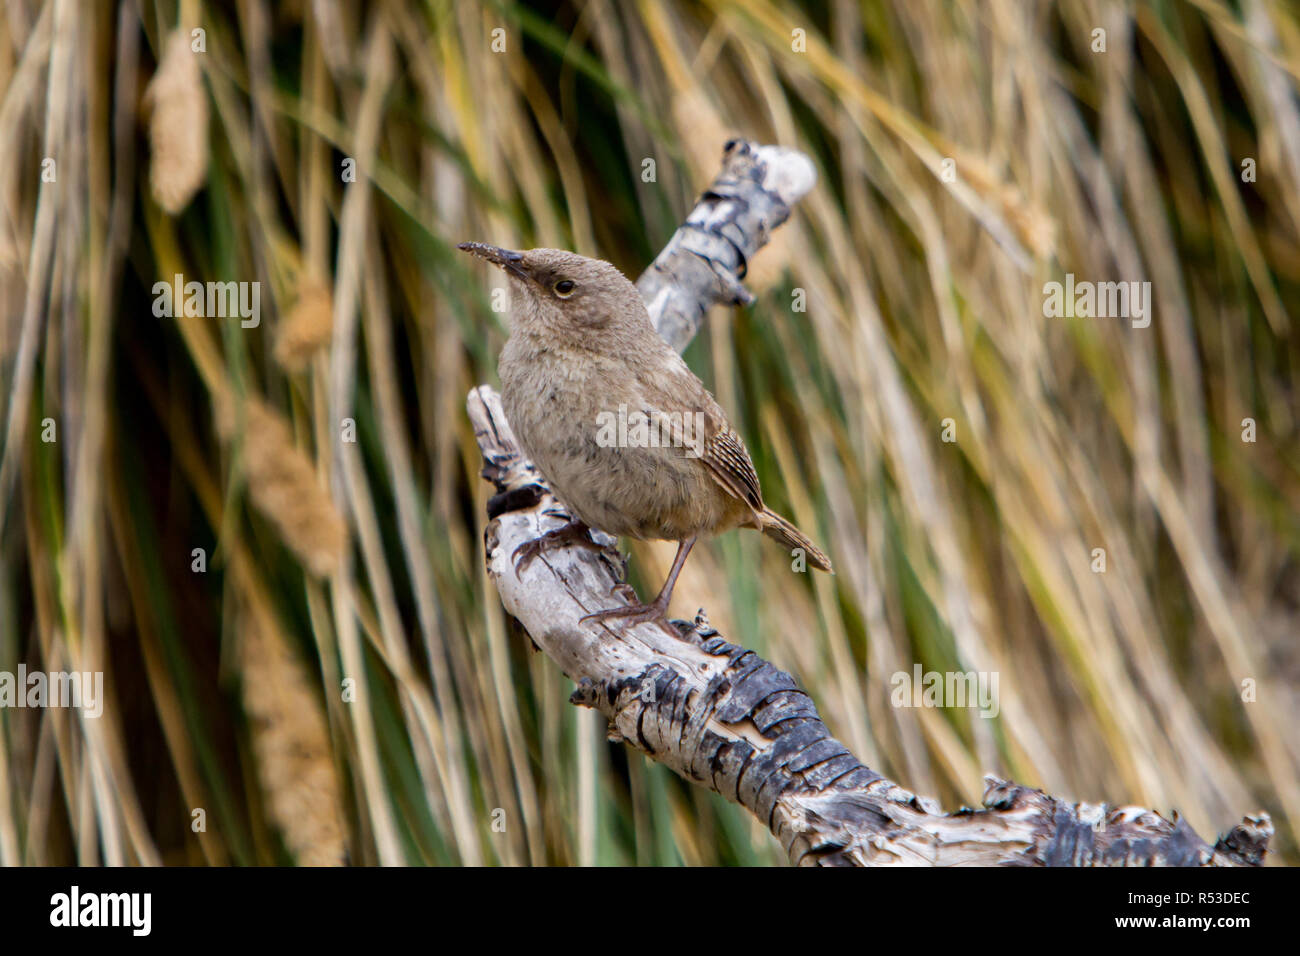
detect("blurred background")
[1,0,1297,866]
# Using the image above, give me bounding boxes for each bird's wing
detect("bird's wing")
[701,423,764,515]
[641,354,766,520]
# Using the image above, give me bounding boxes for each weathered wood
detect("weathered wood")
[466,140,1271,866]
[636,140,816,351]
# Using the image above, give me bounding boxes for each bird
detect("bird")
[459,242,832,627]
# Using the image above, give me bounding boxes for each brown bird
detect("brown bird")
[460,242,832,626]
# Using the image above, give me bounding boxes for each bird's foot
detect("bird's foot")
[512,520,616,575]
[580,594,674,635]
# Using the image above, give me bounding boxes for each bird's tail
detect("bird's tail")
[759,507,834,573]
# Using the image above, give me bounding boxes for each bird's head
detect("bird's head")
[457,243,643,334]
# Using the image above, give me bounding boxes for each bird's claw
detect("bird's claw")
[581,598,677,637]
[512,520,617,575]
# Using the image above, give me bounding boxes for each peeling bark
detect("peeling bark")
[466,141,1271,866]
[636,140,816,352]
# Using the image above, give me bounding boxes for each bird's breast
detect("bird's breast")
[499,342,733,539]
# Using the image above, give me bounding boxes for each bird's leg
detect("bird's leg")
[512,519,615,574]
[581,537,696,627]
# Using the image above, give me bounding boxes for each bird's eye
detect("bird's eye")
[554,279,576,297]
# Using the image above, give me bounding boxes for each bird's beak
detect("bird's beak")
[457,242,528,281]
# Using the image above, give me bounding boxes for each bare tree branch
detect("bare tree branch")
[466,140,1272,867]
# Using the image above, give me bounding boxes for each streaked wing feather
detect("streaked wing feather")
[641,354,765,519]
[702,426,764,517]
